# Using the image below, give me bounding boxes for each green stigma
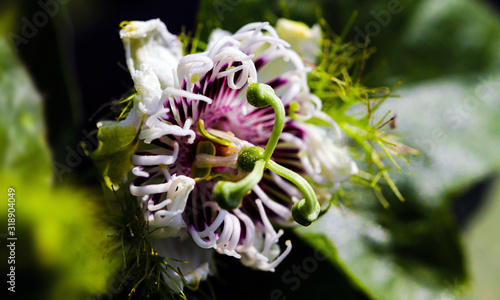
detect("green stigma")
[267,160,320,226]
[191,141,216,181]
[246,83,285,161]
[213,160,266,210]
[247,83,277,108]
[237,147,265,172]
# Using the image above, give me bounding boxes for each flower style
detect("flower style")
[111,18,357,291]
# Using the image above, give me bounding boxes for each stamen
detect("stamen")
[191,141,216,180]
[196,119,234,147]
[194,153,238,169]
[211,83,318,222]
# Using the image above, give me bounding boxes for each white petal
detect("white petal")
[132,64,163,114]
[120,19,182,89]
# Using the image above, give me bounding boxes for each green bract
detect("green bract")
[88,120,140,189]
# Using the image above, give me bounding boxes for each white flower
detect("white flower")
[115,19,357,292]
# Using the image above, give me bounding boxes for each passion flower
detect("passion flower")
[96,19,358,291]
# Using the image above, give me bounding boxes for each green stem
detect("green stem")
[266,160,320,226]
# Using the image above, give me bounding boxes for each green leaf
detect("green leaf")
[295,184,467,300]
[9,177,120,299]
[0,35,119,299]
[462,178,500,299]
[0,36,52,184]
[376,72,500,206]
[353,0,500,296]
[365,0,500,85]
[88,120,140,189]
[371,71,500,300]
[351,0,500,296]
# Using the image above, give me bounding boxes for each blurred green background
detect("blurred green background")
[1,0,499,299]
